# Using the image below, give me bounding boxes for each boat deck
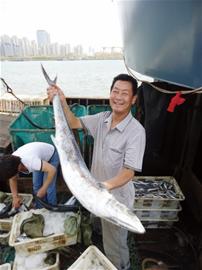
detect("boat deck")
[0,99,200,270]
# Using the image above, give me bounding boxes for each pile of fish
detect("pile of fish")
[0,199,29,219]
[0,192,20,219]
[134,178,180,199]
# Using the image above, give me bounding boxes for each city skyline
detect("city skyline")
[0,0,123,48]
[0,30,123,59]
[1,31,123,52]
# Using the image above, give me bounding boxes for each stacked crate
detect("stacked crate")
[9,208,79,269]
[9,104,87,152]
[9,209,78,254]
[133,176,185,228]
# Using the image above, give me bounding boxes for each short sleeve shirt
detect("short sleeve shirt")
[12,142,55,173]
[80,111,146,206]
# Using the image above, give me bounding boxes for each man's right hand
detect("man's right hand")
[47,85,82,129]
[12,195,22,209]
[47,85,66,102]
[36,186,47,199]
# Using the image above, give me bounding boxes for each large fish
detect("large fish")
[51,94,145,234]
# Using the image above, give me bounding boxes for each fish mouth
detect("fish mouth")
[105,216,145,234]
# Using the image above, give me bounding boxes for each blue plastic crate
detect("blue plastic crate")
[87,104,136,116]
[9,104,87,151]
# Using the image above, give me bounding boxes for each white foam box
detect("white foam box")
[0,230,10,245]
[0,264,11,270]
[13,252,59,270]
[9,208,78,255]
[0,219,12,233]
[67,245,118,270]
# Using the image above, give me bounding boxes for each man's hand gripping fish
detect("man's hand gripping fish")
[42,65,145,234]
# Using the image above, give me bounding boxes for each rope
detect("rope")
[0,78,54,129]
[0,78,27,104]
[123,57,202,95]
[141,257,168,270]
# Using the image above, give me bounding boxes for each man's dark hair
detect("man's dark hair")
[0,155,21,181]
[110,74,138,96]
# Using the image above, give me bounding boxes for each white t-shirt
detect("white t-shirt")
[12,142,55,173]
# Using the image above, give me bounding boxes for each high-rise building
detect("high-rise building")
[36,30,50,47]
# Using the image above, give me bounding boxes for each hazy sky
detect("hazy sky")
[0,0,123,48]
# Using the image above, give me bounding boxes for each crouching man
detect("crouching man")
[0,142,59,208]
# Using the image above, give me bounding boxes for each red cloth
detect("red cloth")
[167,92,186,112]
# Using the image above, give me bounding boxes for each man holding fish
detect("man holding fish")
[47,73,146,270]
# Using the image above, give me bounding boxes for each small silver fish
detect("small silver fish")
[16,233,31,242]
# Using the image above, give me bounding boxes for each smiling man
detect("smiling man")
[47,74,146,270]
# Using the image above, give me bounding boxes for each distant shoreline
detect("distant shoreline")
[0,55,123,62]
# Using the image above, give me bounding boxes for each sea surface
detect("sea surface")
[0,60,127,98]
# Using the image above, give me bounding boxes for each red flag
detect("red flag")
[167,92,186,112]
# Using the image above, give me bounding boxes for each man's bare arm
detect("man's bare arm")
[9,175,22,208]
[36,161,56,198]
[103,167,135,190]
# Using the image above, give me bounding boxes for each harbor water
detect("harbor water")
[0,60,127,98]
